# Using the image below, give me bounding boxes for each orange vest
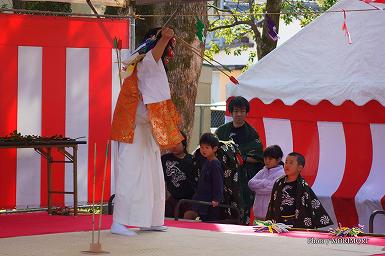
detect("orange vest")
[111,69,183,149]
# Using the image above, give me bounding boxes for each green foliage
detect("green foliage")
[206,0,338,71]
[206,0,265,70]
[282,0,338,27]
[105,6,119,15]
[20,1,71,12]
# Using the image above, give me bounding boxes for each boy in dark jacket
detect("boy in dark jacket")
[187,133,224,222]
[266,152,333,229]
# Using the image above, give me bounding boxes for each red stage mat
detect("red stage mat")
[0,212,384,247]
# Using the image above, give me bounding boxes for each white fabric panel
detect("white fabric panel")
[227,0,385,106]
[312,121,346,228]
[110,49,130,196]
[263,118,293,158]
[65,48,89,206]
[355,124,385,233]
[16,46,42,208]
[312,122,346,196]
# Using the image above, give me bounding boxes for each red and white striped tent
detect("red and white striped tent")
[0,14,130,210]
[227,0,385,232]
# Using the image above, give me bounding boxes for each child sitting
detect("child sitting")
[161,132,197,218]
[266,152,333,229]
[248,145,285,220]
[185,133,224,222]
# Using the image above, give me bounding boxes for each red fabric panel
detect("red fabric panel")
[248,98,385,123]
[88,48,112,203]
[332,123,373,227]
[291,121,320,187]
[0,46,18,209]
[0,14,129,48]
[249,208,255,226]
[41,47,66,207]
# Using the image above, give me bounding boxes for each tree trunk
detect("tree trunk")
[259,0,282,59]
[167,3,208,138]
[135,4,159,45]
[136,2,208,139]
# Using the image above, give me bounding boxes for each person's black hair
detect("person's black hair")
[228,96,250,113]
[263,145,283,160]
[140,27,174,71]
[199,133,219,148]
[180,130,188,153]
[288,152,305,167]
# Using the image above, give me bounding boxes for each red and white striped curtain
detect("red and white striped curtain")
[228,98,385,232]
[0,14,130,209]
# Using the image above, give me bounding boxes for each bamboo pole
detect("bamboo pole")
[97,141,110,244]
[91,143,97,244]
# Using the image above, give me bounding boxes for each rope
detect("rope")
[1,6,383,19]
[0,7,134,18]
[134,7,384,18]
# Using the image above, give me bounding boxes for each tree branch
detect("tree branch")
[248,0,255,21]
[208,4,233,14]
[207,3,240,23]
[208,19,252,32]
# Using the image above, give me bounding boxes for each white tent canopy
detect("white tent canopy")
[225,0,385,232]
[228,0,385,106]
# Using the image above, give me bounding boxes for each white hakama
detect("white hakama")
[113,102,165,227]
[112,52,169,228]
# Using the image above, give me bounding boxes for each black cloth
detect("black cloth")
[266,175,334,229]
[279,180,297,217]
[229,124,249,145]
[161,153,197,200]
[192,159,224,217]
[215,121,264,225]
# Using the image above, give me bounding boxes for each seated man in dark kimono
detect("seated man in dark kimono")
[215,96,264,225]
[266,152,333,229]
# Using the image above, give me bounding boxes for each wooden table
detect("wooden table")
[0,140,87,215]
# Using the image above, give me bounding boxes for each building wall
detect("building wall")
[219,69,242,101]
[189,65,242,153]
[188,65,212,152]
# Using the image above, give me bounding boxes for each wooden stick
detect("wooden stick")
[116,49,123,87]
[163,9,179,29]
[154,9,179,39]
[175,35,232,73]
[175,35,233,79]
[97,141,110,244]
[154,9,232,74]
[91,143,96,244]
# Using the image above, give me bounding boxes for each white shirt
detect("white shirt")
[137,51,171,104]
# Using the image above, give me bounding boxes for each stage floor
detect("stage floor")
[0,213,384,256]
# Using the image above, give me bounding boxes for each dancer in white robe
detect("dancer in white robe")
[111,27,180,236]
